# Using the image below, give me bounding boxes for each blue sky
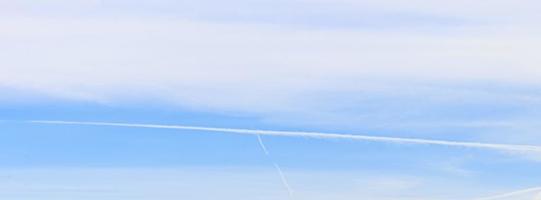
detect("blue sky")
[1,0,541,199]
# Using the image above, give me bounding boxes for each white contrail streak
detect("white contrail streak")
[273,162,294,198]
[28,120,541,154]
[255,134,293,198]
[473,187,541,200]
[257,134,270,156]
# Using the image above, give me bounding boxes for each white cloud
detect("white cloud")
[1,1,541,136]
[0,168,489,200]
[1,15,541,106]
[301,0,540,20]
[474,187,541,200]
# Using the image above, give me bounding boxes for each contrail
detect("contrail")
[473,187,541,200]
[28,120,541,154]
[256,134,293,198]
[273,162,294,198]
[257,134,270,156]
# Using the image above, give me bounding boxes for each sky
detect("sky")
[1,0,541,199]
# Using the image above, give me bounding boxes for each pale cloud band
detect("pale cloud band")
[474,187,541,200]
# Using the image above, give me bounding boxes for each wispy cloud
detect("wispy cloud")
[2,10,541,110]
[2,7,541,139]
[0,168,485,200]
[473,187,541,200]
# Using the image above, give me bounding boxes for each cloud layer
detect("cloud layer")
[1,1,541,112]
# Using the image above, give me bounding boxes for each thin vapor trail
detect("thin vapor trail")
[28,120,541,154]
[256,134,293,197]
[473,187,541,200]
[257,134,270,155]
[273,162,293,198]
